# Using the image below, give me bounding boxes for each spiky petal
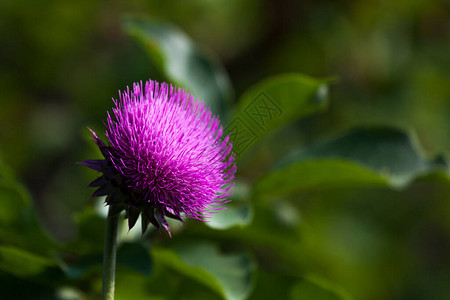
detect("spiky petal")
[81,79,236,235]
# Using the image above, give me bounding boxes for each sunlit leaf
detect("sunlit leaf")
[226,74,330,158]
[114,264,217,300]
[123,18,233,116]
[282,127,447,186]
[256,127,448,197]
[255,159,387,197]
[205,204,253,230]
[204,181,253,230]
[154,242,256,300]
[115,270,159,300]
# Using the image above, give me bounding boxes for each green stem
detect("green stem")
[102,209,119,300]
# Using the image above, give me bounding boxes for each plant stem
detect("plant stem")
[102,209,119,300]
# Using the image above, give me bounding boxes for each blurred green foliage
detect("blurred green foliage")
[1,0,449,299]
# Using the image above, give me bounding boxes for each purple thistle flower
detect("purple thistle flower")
[80,79,236,235]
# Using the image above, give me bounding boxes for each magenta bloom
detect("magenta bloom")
[81,79,236,235]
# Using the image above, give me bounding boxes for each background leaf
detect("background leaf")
[226,74,329,158]
[290,276,352,300]
[280,127,447,187]
[205,205,253,230]
[154,242,255,300]
[255,159,388,198]
[0,245,56,278]
[0,175,57,256]
[123,17,233,116]
[256,126,448,198]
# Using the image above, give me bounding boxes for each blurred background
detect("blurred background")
[1,0,449,299]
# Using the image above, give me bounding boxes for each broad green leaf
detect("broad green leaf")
[206,204,253,230]
[115,270,160,300]
[123,18,233,116]
[256,127,448,197]
[279,127,448,188]
[255,159,387,198]
[412,169,450,184]
[154,242,255,300]
[290,276,352,300]
[115,263,220,300]
[226,74,329,157]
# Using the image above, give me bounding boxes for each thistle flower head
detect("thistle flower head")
[80,79,236,235]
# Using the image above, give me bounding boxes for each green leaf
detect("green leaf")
[226,74,329,157]
[205,181,253,230]
[0,245,56,278]
[205,204,253,230]
[256,127,448,197]
[115,263,221,300]
[123,17,233,116]
[0,178,57,256]
[249,272,351,300]
[280,126,448,188]
[154,242,256,300]
[115,269,159,300]
[290,276,352,300]
[255,159,387,197]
